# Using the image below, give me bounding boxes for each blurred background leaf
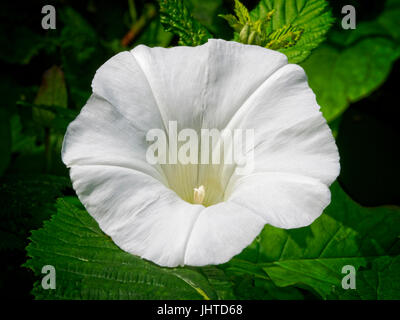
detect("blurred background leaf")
[59,7,105,108]
[301,0,400,122]
[33,65,68,127]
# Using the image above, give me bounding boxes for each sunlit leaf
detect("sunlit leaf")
[158,0,212,46]
[249,0,334,63]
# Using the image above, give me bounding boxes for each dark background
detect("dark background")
[0,0,398,299]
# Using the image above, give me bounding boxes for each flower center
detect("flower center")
[193,185,205,205]
[160,162,228,207]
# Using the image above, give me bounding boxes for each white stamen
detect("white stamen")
[193,185,205,205]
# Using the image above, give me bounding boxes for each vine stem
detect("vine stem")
[121,4,157,47]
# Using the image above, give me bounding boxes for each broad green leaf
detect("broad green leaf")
[24,199,234,300]
[33,66,68,128]
[301,1,400,122]
[302,39,400,122]
[331,255,400,300]
[228,273,309,300]
[378,0,400,40]
[196,266,236,299]
[222,183,400,299]
[158,0,212,46]
[250,0,334,63]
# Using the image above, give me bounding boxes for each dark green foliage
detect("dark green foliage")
[0,174,71,251]
[0,0,398,300]
[0,109,11,177]
[58,7,107,108]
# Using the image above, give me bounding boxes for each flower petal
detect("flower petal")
[184,202,265,266]
[221,63,339,228]
[91,51,164,133]
[131,39,288,131]
[131,44,209,133]
[62,94,165,183]
[227,172,331,229]
[227,63,340,186]
[62,40,340,268]
[69,165,202,267]
[201,39,288,130]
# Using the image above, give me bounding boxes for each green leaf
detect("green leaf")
[229,274,310,300]
[219,14,242,32]
[33,66,68,128]
[302,40,400,122]
[24,199,234,300]
[301,1,400,122]
[233,0,251,24]
[332,255,400,300]
[222,183,400,299]
[158,0,212,46]
[196,266,236,299]
[33,66,68,109]
[378,0,400,40]
[249,0,334,63]
[186,0,225,36]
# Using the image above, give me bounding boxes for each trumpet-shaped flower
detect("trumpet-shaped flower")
[62,39,340,267]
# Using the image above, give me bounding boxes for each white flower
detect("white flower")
[62,39,340,267]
